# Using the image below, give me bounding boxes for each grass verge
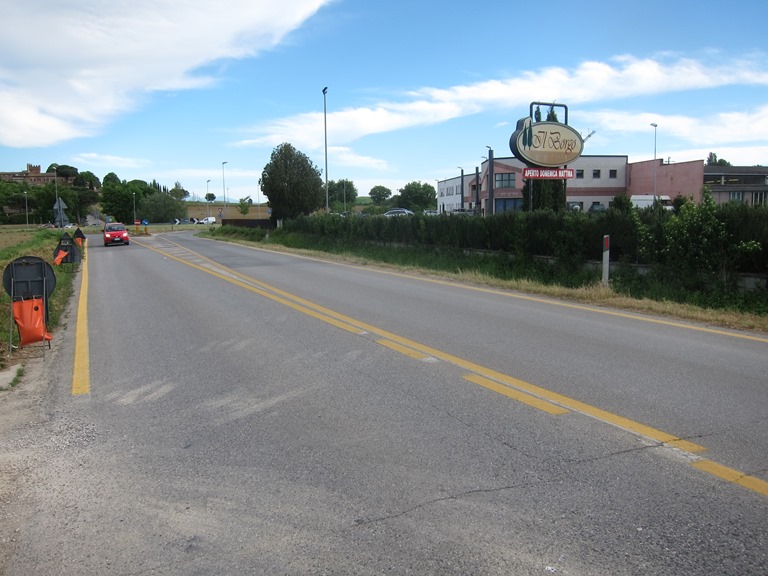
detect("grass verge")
[0,229,80,370]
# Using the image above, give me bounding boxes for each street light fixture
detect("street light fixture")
[322,86,329,212]
[206,179,211,218]
[457,167,464,210]
[51,165,61,227]
[132,192,136,224]
[651,123,658,200]
[221,162,228,218]
[24,191,28,227]
[486,146,494,216]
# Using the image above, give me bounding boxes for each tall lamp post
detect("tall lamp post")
[132,192,136,224]
[651,123,658,200]
[474,166,480,212]
[51,165,61,227]
[221,162,228,218]
[24,191,28,227]
[457,167,464,210]
[322,86,329,212]
[486,146,494,216]
[206,179,211,217]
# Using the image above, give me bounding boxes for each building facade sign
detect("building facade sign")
[523,168,575,179]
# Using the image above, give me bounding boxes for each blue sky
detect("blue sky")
[2,0,767,203]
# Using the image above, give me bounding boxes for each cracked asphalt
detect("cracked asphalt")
[1,232,766,575]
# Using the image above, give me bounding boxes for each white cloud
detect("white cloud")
[579,104,768,146]
[240,54,768,162]
[0,0,331,147]
[72,152,152,170]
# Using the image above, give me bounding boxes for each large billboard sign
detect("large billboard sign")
[509,103,584,169]
[510,118,584,167]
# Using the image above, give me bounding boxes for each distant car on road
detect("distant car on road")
[197,216,217,224]
[103,223,129,246]
[423,210,439,216]
[383,208,415,217]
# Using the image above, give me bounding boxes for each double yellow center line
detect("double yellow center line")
[71,235,768,498]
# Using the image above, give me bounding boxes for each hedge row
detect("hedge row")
[282,193,768,293]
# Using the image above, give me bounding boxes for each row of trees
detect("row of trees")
[0,163,195,225]
[259,143,437,219]
[0,164,100,225]
[100,173,190,224]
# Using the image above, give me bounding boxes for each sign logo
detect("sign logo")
[510,118,584,167]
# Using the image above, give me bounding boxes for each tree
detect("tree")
[140,192,187,223]
[238,196,251,215]
[100,173,134,223]
[205,192,216,203]
[398,181,436,211]
[169,181,190,201]
[706,152,732,167]
[46,163,78,180]
[74,171,101,190]
[328,179,358,211]
[260,143,323,220]
[369,185,392,206]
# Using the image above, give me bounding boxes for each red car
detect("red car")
[103,223,130,246]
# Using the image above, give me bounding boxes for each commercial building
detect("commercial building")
[703,165,768,206]
[438,155,766,214]
[438,155,630,214]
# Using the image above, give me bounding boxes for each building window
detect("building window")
[754,191,767,206]
[495,172,516,189]
[609,169,617,178]
[576,169,584,179]
[730,191,743,202]
[592,169,601,178]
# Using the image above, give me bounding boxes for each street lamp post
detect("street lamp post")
[457,167,464,210]
[132,192,136,224]
[486,146,494,216]
[24,191,28,227]
[221,162,228,218]
[474,166,480,212]
[322,86,329,212]
[651,123,658,200]
[206,179,211,218]
[52,165,61,227]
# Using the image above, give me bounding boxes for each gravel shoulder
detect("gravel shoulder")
[0,356,51,573]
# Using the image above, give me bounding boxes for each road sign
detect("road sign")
[523,168,575,179]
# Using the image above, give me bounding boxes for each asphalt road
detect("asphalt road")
[2,230,766,575]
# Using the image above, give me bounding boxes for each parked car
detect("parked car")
[630,195,674,210]
[103,223,129,246]
[423,210,439,216]
[197,216,217,224]
[588,202,607,213]
[383,208,415,217]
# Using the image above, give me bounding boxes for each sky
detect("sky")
[2,0,767,203]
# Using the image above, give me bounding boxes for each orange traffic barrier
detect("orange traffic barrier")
[12,298,52,346]
[53,249,68,265]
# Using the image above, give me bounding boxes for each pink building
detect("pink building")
[627,159,704,203]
